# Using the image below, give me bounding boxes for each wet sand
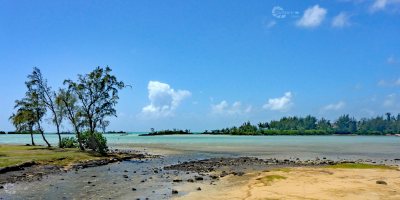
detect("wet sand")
[176,167,400,200]
[1,144,400,199]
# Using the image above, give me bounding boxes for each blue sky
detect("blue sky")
[1,0,400,132]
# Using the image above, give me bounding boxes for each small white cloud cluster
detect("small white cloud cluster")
[332,12,351,28]
[378,78,400,87]
[297,5,327,28]
[323,101,346,111]
[262,92,293,112]
[370,0,400,12]
[383,93,397,107]
[211,101,252,115]
[141,81,191,118]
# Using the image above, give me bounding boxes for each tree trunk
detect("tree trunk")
[75,128,85,151]
[40,130,51,147]
[37,122,51,147]
[56,123,61,147]
[30,126,35,146]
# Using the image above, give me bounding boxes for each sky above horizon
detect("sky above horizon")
[1,0,400,132]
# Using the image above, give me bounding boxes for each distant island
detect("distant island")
[106,131,127,134]
[202,114,400,136]
[139,129,191,136]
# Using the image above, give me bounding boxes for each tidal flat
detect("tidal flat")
[1,135,400,199]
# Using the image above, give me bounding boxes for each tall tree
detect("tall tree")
[334,114,357,134]
[10,99,36,146]
[64,66,125,135]
[99,120,110,134]
[27,67,63,146]
[17,83,51,147]
[56,89,85,150]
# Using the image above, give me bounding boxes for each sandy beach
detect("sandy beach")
[176,167,400,200]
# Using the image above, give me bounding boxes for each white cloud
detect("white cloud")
[378,78,400,87]
[383,93,396,107]
[323,101,346,111]
[141,81,191,118]
[296,5,327,28]
[265,20,276,28]
[387,56,399,65]
[263,92,293,112]
[211,101,252,115]
[370,0,400,12]
[332,12,351,28]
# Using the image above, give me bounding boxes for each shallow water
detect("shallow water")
[1,134,399,161]
[1,134,400,199]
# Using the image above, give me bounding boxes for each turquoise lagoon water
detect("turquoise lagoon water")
[1,133,399,162]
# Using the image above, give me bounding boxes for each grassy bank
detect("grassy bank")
[0,145,106,168]
[325,163,397,170]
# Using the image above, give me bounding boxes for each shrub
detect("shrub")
[60,137,78,148]
[80,132,108,155]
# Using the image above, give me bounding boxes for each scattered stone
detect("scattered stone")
[132,188,137,191]
[187,179,194,183]
[173,179,182,182]
[232,172,245,176]
[376,180,387,185]
[123,175,129,179]
[0,185,4,189]
[195,176,204,181]
[87,181,92,184]
[172,189,179,194]
[210,175,218,179]
[124,170,128,172]
[197,187,201,191]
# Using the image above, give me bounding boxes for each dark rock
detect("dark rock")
[87,181,92,184]
[0,185,3,189]
[132,188,137,191]
[210,175,218,179]
[124,170,128,172]
[376,180,387,185]
[172,189,178,194]
[195,176,204,181]
[173,179,182,182]
[123,175,129,178]
[187,179,194,183]
[232,172,245,176]
[197,187,201,191]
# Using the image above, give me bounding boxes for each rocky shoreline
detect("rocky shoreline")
[164,156,395,178]
[0,150,154,186]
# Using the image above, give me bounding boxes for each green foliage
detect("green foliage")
[335,114,357,134]
[140,129,191,136]
[60,137,78,148]
[64,66,125,134]
[326,163,396,169]
[80,132,108,155]
[204,113,400,135]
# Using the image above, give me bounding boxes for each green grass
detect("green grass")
[271,168,291,172]
[256,175,287,185]
[325,163,396,170]
[0,145,105,168]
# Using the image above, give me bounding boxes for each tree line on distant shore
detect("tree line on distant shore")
[204,114,400,135]
[8,66,125,154]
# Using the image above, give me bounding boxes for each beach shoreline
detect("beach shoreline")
[1,143,400,199]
